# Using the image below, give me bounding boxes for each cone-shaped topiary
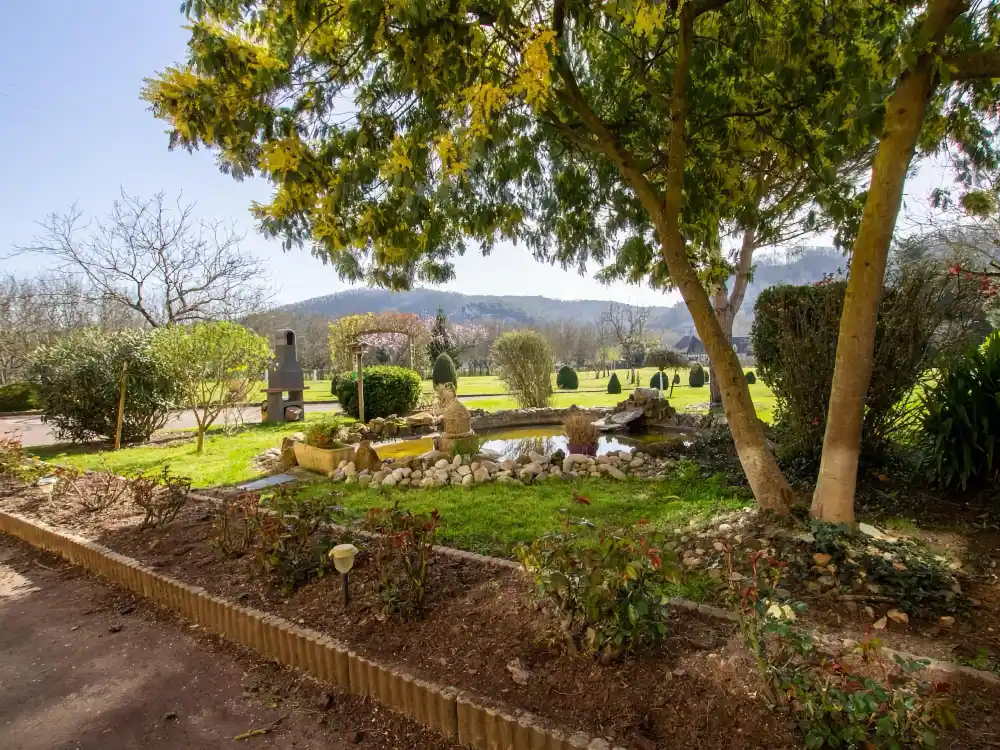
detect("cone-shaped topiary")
[650,371,668,389]
[432,352,458,389]
[556,365,579,390]
[672,373,681,385]
[607,372,622,394]
[745,370,757,385]
[688,363,706,388]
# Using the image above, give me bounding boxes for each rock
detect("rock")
[939,616,956,629]
[793,532,816,544]
[528,450,547,464]
[410,470,422,480]
[291,431,305,442]
[717,523,734,534]
[407,411,436,427]
[381,475,398,487]
[314,692,334,711]
[457,465,472,477]
[603,465,626,480]
[887,609,909,624]
[332,470,346,482]
[506,658,531,686]
[872,615,888,630]
[497,475,513,484]
[452,454,463,467]
[549,465,562,477]
[473,467,490,483]
[461,473,474,486]
[519,468,535,483]
[713,542,725,552]
[480,460,498,473]
[682,557,701,568]
[859,522,895,542]
[629,456,645,468]
[342,461,357,476]
[816,575,836,588]
[358,475,372,488]
[596,455,611,465]
[523,462,542,476]
[353,441,383,473]
[813,553,832,567]
[563,454,588,473]
[435,459,450,469]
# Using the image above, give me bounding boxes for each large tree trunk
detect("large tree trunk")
[811,0,965,523]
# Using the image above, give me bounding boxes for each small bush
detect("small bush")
[129,467,192,530]
[364,501,439,620]
[212,492,263,558]
[564,412,598,446]
[672,373,680,385]
[688,363,706,388]
[0,436,45,483]
[745,370,756,385]
[0,382,41,412]
[607,372,622,394]
[53,465,128,513]
[922,333,1000,489]
[335,365,422,420]
[431,352,458,389]
[650,371,668,389]
[517,499,680,661]
[29,328,177,444]
[256,491,337,593]
[556,365,579,390]
[304,415,351,449]
[490,331,554,407]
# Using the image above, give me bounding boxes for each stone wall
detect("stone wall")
[469,406,610,431]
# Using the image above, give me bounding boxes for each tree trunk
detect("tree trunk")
[196,427,205,454]
[811,0,965,523]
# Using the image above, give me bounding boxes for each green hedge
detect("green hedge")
[556,365,579,390]
[688,363,706,388]
[0,382,41,412]
[432,353,458,389]
[335,365,422,420]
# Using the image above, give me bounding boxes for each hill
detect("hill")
[282,246,845,334]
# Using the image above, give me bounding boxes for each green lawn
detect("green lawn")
[295,466,748,558]
[32,414,353,488]
[251,379,335,403]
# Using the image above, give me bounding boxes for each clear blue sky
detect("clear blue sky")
[0,1,952,308]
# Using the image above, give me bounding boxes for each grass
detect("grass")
[252,379,335,403]
[293,463,748,558]
[31,414,354,488]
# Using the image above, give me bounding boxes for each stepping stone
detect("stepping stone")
[238,473,297,491]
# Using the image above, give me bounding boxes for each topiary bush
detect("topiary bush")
[688,363,706,388]
[490,331,554,407]
[650,371,668,389]
[607,372,622,394]
[0,382,41,412]
[335,365,422,420]
[921,333,1000,489]
[745,371,756,385]
[28,328,177,443]
[432,352,458,390]
[672,373,680,385]
[556,365,579,390]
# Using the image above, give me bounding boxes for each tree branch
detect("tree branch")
[945,48,1000,80]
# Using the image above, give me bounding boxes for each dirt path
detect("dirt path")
[0,533,455,750]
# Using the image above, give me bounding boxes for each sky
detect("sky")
[0,1,955,309]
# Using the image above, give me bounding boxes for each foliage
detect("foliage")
[328,313,430,373]
[129,466,192,530]
[428,307,460,366]
[752,268,984,459]
[517,499,680,662]
[432,352,459,390]
[650,371,668,389]
[745,371,757,385]
[29,328,177,444]
[52,465,129,513]
[646,349,687,373]
[673,373,681,385]
[556,365,579,390]
[335,365,422,420]
[490,331,553,408]
[921,333,1000,490]
[0,435,46,483]
[730,550,955,749]
[303,414,350,449]
[607,373,622,394]
[0,381,41,412]
[212,492,263,558]
[688,363,706,388]
[152,321,273,454]
[363,501,439,620]
[256,489,338,593]
[564,412,599,447]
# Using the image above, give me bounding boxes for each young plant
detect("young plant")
[255,491,338,593]
[363,501,440,620]
[0,436,46,483]
[130,466,192,530]
[517,495,680,662]
[212,492,263,558]
[53,465,128,512]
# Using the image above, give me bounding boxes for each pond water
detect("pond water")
[374,425,690,462]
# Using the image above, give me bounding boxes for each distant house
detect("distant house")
[674,334,753,361]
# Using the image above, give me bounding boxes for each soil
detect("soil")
[0,532,457,750]
[3,474,1000,748]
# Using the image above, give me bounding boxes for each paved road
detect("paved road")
[0,534,454,750]
[0,403,343,448]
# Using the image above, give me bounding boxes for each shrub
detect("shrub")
[304,415,351,449]
[431,352,458,389]
[517,503,680,661]
[363,501,439,619]
[335,365,422,420]
[0,436,45,483]
[256,491,337,593]
[53,465,129,513]
[29,328,177,444]
[490,331,554,407]
[745,370,756,385]
[672,373,680,385]
[752,267,984,459]
[556,365,579,390]
[130,467,192,530]
[213,492,263,558]
[650,371,668,389]
[688,363,706,388]
[921,333,1000,489]
[607,372,622,394]
[0,382,41,412]
[564,412,598,446]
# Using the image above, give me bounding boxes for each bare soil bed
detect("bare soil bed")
[2,475,1000,749]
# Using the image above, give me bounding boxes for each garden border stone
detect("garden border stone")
[0,508,626,750]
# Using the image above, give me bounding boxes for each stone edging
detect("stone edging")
[0,509,623,750]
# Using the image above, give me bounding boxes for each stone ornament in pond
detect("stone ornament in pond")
[442,399,473,438]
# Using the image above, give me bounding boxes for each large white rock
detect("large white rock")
[501,459,516,472]
[480,460,498,473]
[358,474,372,488]
[435,458,450,469]
[473,467,490,483]
[461,473,474,486]
[452,454,463,467]
[381,475,398,487]
[410,469,422,480]
[562,454,589,473]
[528,450,547,464]
[457,465,472,477]
[604,466,627,481]
[343,461,357,475]
[523,462,543,475]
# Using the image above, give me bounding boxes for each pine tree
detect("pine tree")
[427,307,458,367]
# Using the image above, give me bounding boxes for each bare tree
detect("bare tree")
[602,302,651,383]
[16,190,272,327]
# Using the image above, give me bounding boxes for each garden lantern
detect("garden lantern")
[330,543,359,606]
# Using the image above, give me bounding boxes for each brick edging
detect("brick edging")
[0,509,622,750]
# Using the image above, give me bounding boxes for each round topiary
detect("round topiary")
[607,372,622,394]
[688,363,706,388]
[556,365,579,390]
[432,352,458,389]
[335,365,422,420]
[745,370,757,385]
[650,371,668,390]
